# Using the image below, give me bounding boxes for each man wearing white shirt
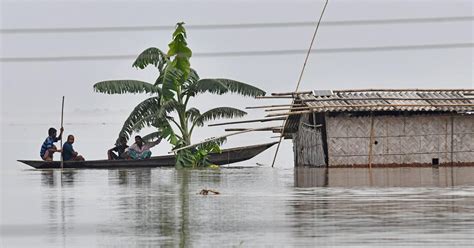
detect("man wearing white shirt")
[127,135,162,160]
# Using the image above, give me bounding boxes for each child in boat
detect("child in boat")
[127,135,162,160]
[107,136,129,160]
[62,135,85,161]
[40,127,64,161]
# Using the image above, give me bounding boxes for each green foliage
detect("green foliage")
[116,97,162,140]
[161,65,183,101]
[93,80,160,95]
[160,122,181,146]
[132,47,169,71]
[94,22,266,168]
[175,149,194,169]
[186,108,201,123]
[195,79,266,97]
[141,131,163,143]
[192,107,246,128]
[168,23,192,80]
[176,138,226,168]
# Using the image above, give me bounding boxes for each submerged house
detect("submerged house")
[277,89,474,167]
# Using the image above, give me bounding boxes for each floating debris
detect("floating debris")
[199,189,220,195]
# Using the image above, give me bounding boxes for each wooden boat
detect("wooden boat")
[18,142,278,169]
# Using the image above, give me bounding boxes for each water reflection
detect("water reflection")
[291,187,474,246]
[21,167,474,247]
[41,170,56,186]
[95,169,193,247]
[107,169,152,186]
[40,170,77,247]
[40,169,77,187]
[96,169,235,247]
[178,170,190,248]
[290,167,474,246]
[294,167,328,187]
[295,166,474,187]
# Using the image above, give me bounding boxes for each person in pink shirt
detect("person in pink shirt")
[127,135,162,160]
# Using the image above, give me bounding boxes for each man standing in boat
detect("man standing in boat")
[40,127,64,161]
[127,135,162,160]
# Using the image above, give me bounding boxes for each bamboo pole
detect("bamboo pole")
[225,126,282,132]
[270,91,312,96]
[169,127,277,154]
[265,106,310,112]
[271,0,329,167]
[266,90,474,101]
[300,97,474,102]
[246,104,303,109]
[255,95,295,99]
[208,117,286,127]
[265,103,474,117]
[266,110,315,117]
[269,89,474,95]
[332,88,474,92]
[60,96,65,169]
[367,114,375,169]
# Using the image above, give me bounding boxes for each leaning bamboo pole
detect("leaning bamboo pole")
[270,0,330,167]
[208,117,286,127]
[170,127,278,154]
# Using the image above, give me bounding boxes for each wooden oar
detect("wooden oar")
[60,96,65,169]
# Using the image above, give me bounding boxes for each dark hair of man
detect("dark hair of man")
[135,135,142,140]
[48,127,57,136]
[67,135,74,140]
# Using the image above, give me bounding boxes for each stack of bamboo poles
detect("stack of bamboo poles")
[249,89,474,118]
[203,88,474,135]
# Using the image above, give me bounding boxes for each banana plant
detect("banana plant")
[93,23,265,166]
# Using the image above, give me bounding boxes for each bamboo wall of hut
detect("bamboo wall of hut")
[292,115,326,166]
[326,114,473,166]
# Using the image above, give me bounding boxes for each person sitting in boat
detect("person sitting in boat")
[62,135,85,161]
[127,135,162,160]
[40,127,64,161]
[107,136,129,160]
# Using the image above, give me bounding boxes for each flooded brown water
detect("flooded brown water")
[3,166,474,247]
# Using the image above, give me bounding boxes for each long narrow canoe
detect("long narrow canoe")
[18,142,278,169]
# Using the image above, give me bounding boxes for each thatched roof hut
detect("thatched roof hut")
[273,89,474,167]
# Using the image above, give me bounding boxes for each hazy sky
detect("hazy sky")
[1,0,473,161]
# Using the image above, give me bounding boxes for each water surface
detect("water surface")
[2,123,474,247]
[3,166,474,247]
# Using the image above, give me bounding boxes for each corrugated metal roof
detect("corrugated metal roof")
[297,89,474,113]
